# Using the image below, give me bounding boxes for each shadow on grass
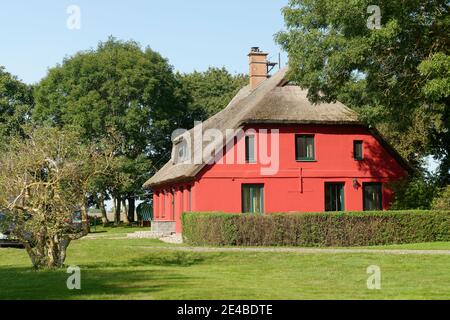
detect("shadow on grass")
[79,250,213,270]
[0,244,24,249]
[0,265,191,300]
[127,251,208,267]
[0,251,214,300]
[88,231,107,234]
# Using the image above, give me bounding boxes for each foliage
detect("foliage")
[0,126,116,268]
[418,52,450,184]
[177,67,248,120]
[276,0,450,181]
[32,37,190,205]
[182,211,450,247]
[182,213,238,246]
[0,67,33,142]
[390,176,438,210]
[432,185,450,210]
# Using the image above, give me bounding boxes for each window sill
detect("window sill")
[296,159,317,163]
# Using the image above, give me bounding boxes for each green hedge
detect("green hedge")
[182,211,450,247]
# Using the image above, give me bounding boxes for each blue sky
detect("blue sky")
[0,0,288,84]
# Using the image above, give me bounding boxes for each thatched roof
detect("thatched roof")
[144,68,393,188]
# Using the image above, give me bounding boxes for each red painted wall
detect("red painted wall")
[153,124,407,233]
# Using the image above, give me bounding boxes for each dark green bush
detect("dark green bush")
[389,176,438,210]
[182,211,450,247]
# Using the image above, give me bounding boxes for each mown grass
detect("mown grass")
[0,228,449,300]
[358,242,450,250]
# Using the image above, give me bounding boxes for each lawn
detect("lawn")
[0,227,449,300]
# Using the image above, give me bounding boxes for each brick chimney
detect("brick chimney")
[248,47,269,89]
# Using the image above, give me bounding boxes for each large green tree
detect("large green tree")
[0,67,33,142]
[178,67,248,120]
[276,0,449,184]
[33,37,190,219]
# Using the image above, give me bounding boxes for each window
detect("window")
[245,135,256,163]
[242,184,264,214]
[187,187,192,211]
[180,187,184,213]
[170,190,175,219]
[162,191,166,218]
[363,183,383,211]
[325,183,345,211]
[354,140,363,160]
[296,135,315,161]
[175,140,188,163]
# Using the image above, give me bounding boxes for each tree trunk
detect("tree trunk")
[122,199,130,224]
[114,196,121,225]
[97,194,109,226]
[46,237,57,268]
[24,243,42,269]
[57,238,71,267]
[128,197,136,223]
[19,226,73,269]
[80,201,90,235]
[32,228,48,268]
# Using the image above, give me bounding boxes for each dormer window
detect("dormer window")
[178,143,187,160]
[174,140,189,164]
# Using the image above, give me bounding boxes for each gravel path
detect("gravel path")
[135,246,450,256]
[81,234,127,240]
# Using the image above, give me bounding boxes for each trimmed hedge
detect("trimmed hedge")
[182,211,450,247]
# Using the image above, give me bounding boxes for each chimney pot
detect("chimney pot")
[248,47,269,90]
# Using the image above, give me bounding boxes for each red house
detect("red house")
[144,48,410,234]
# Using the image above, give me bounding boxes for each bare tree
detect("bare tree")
[0,126,115,269]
